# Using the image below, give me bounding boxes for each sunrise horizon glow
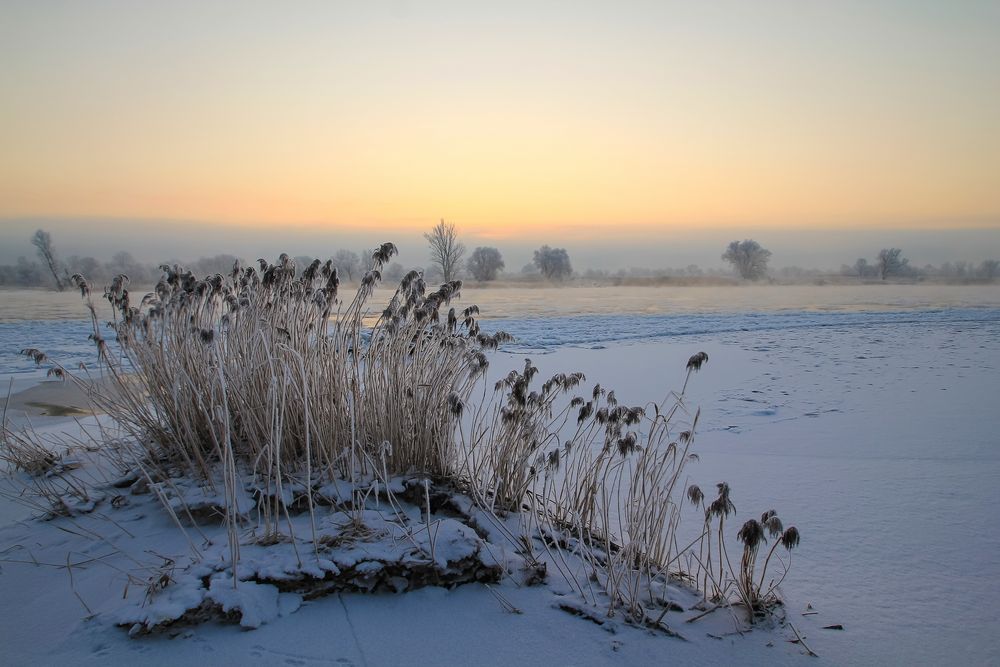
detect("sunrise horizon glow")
[2,1,998,241]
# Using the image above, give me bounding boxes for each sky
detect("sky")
[1,1,999,268]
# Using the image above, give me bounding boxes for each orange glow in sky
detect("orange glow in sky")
[1,2,998,237]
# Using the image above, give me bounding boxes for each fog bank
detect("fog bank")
[1,217,999,272]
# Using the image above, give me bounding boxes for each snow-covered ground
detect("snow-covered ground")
[482,307,1000,665]
[1,291,998,665]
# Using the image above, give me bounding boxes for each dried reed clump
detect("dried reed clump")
[1,380,57,476]
[0,425,59,476]
[464,358,585,512]
[20,247,531,560]
[67,246,505,488]
[457,350,723,627]
[458,341,801,626]
[734,511,801,615]
[19,348,49,366]
[684,488,801,621]
[7,246,805,631]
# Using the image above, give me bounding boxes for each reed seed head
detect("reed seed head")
[780,526,800,550]
[20,348,47,365]
[617,432,638,457]
[70,273,90,298]
[687,351,709,371]
[547,448,560,471]
[737,519,765,549]
[707,482,736,518]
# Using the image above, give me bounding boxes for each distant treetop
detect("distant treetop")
[722,240,771,280]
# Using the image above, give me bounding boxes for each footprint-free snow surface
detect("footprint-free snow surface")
[482,305,1000,665]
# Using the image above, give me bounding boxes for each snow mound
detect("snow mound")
[116,507,503,634]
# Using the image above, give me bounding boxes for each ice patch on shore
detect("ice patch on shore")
[481,307,1000,352]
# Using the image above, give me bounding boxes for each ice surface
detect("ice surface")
[480,307,1000,353]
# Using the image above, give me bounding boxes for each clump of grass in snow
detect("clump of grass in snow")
[3,244,803,632]
[462,350,724,626]
[0,403,59,476]
[68,245,497,485]
[683,487,801,622]
[734,510,801,617]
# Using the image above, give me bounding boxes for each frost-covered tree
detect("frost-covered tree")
[532,245,572,281]
[939,261,971,280]
[423,263,444,283]
[31,229,65,291]
[15,256,43,286]
[191,254,242,277]
[66,255,103,282]
[106,251,154,283]
[467,246,505,281]
[876,248,908,280]
[424,220,466,282]
[333,249,362,281]
[384,261,406,283]
[722,240,771,280]
[978,259,999,281]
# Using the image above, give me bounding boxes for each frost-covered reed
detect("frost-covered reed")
[68,245,504,486]
[2,247,800,628]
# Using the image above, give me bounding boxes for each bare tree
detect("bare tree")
[66,255,102,281]
[876,248,908,280]
[722,239,771,280]
[107,250,149,282]
[31,229,65,290]
[978,259,999,281]
[520,262,540,276]
[384,261,406,283]
[191,254,242,276]
[939,261,971,280]
[333,249,362,281]
[533,245,572,281]
[424,220,466,282]
[423,263,444,283]
[854,258,872,279]
[467,246,505,281]
[14,257,43,286]
[294,255,315,271]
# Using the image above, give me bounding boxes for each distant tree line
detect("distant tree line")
[0,249,248,288]
[580,265,732,280]
[841,248,998,282]
[4,229,995,289]
[0,229,396,289]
